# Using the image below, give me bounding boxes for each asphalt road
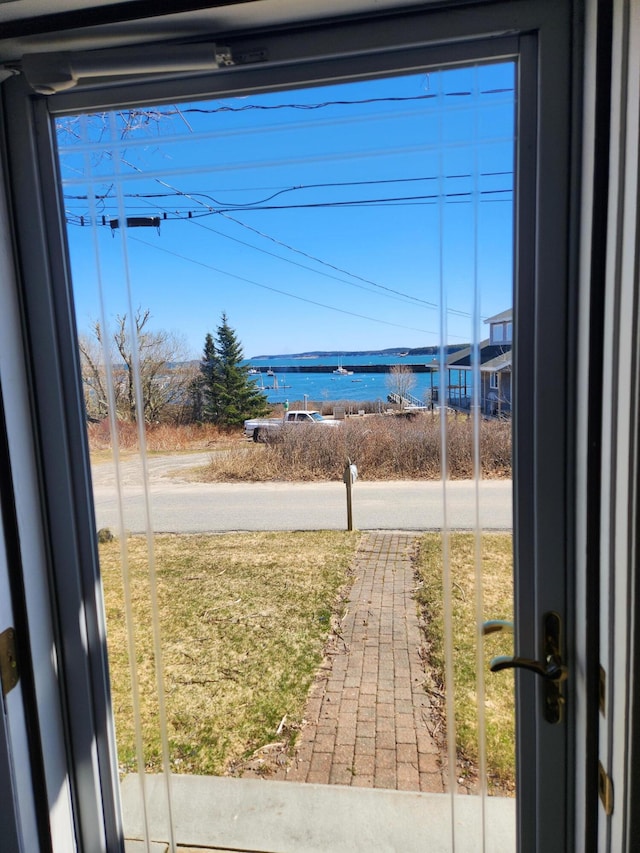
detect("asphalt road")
[91,455,512,532]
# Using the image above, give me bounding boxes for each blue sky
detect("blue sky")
[58,61,514,359]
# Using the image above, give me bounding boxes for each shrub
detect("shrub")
[202,413,511,481]
[87,408,511,482]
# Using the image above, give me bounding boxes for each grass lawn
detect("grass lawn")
[416,532,515,793]
[100,531,359,775]
[101,528,515,790]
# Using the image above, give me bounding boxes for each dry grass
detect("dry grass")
[415,532,515,793]
[100,531,358,776]
[87,412,511,481]
[88,420,240,454]
[199,414,512,482]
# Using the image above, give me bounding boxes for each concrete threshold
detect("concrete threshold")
[121,774,515,853]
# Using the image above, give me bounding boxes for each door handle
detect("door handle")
[482,619,513,636]
[485,611,566,724]
[489,653,567,682]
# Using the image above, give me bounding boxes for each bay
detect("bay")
[243,354,461,406]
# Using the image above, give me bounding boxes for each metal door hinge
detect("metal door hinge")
[0,628,19,697]
[599,665,606,716]
[598,761,614,815]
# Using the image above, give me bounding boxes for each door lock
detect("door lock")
[484,611,566,724]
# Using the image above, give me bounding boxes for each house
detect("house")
[446,309,513,417]
[0,1,638,852]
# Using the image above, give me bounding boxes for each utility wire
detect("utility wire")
[148,204,434,310]
[93,190,446,313]
[65,187,511,218]
[64,193,506,320]
[216,210,438,309]
[151,88,514,115]
[65,156,457,313]
[127,234,469,339]
[65,182,509,321]
[63,126,508,326]
[63,170,512,209]
[215,211,480,320]
[57,89,515,147]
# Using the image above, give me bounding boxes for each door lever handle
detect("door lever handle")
[487,611,567,724]
[482,619,513,636]
[490,653,567,682]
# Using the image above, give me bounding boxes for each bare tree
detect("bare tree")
[385,364,417,410]
[79,308,197,423]
[78,321,111,421]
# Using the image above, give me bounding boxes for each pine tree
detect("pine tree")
[200,332,219,422]
[199,314,269,426]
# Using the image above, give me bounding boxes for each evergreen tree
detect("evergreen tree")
[200,332,219,422]
[199,314,269,426]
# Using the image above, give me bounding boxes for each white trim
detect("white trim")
[600,2,640,850]
[484,308,513,325]
[574,0,599,846]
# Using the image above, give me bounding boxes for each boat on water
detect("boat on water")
[333,363,353,375]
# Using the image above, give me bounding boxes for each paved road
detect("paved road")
[91,453,512,533]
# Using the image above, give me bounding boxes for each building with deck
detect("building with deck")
[446,309,512,417]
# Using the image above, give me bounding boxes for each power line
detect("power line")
[63,138,506,326]
[64,194,509,321]
[126,234,469,339]
[67,193,450,313]
[222,214,498,317]
[65,151,456,313]
[63,170,513,208]
[152,89,514,115]
[64,187,512,220]
[213,212,482,321]
[162,209,434,310]
[216,210,437,309]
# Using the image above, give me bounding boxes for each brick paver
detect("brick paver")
[280,532,445,792]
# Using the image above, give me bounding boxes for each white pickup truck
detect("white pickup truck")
[244,410,341,442]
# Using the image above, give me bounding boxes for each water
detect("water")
[243,354,461,406]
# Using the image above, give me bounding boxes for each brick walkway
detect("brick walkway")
[280,532,445,792]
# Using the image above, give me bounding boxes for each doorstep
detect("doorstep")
[121,774,515,853]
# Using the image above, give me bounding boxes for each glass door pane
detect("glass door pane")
[56,61,516,852]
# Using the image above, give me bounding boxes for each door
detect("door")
[1,1,580,850]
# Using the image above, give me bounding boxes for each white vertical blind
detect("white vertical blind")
[436,67,459,849]
[471,64,489,851]
[78,111,178,853]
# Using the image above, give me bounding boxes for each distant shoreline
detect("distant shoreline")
[249,363,437,374]
[250,345,466,359]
